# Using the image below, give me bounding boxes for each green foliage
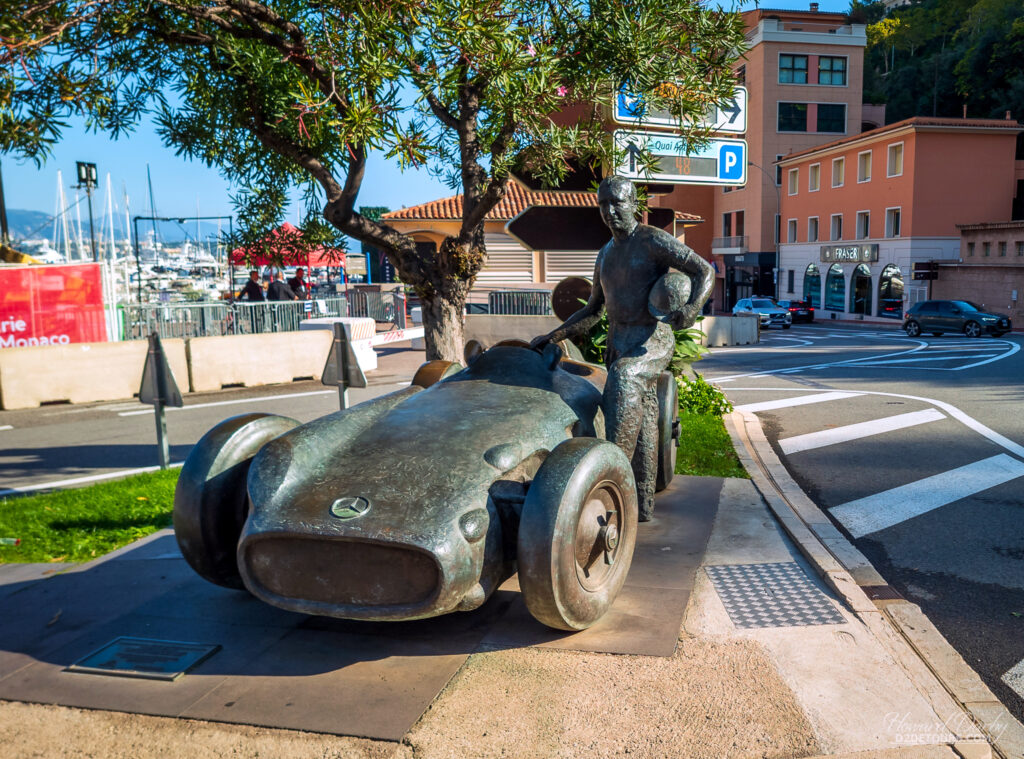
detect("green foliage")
[0,469,179,563]
[860,0,1024,121]
[677,371,733,416]
[674,412,747,478]
[669,319,708,375]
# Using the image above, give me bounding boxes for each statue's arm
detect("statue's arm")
[657,234,715,329]
[531,253,606,348]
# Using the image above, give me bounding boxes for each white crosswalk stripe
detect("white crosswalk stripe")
[831,454,1024,538]
[778,409,946,455]
[1002,658,1024,701]
[733,391,860,414]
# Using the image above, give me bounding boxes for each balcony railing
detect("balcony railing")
[711,236,749,254]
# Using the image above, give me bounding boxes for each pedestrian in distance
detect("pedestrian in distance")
[288,267,308,299]
[240,270,265,302]
[267,271,299,301]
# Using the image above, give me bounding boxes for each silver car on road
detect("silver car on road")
[732,297,793,329]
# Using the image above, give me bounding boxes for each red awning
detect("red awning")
[229,222,346,268]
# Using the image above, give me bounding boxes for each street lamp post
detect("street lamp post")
[75,161,99,262]
[748,159,782,300]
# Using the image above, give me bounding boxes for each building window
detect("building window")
[787,218,798,243]
[983,242,991,257]
[968,242,975,257]
[856,211,870,240]
[779,102,808,132]
[808,216,819,242]
[735,210,745,237]
[824,263,845,311]
[776,154,784,185]
[804,263,821,307]
[831,214,843,241]
[858,151,872,183]
[1017,241,1023,256]
[886,207,901,238]
[787,269,795,294]
[850,263,872,315]
[999,241,1007,257]
[817,104,846,133]
[832,157,845,187]
[809,163,820,192]
[818,56,847,85]
[722,213,732,237]
[887,142,904,177]
[788,168,799,195]
[779,54,808,84]
[878,264,904,319]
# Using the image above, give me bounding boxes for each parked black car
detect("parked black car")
[903,300,1012,338]
[776,299,815,323]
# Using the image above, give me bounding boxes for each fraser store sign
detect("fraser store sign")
[820,244,879,264]
[0,263,108,348]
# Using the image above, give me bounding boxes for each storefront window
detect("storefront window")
[850,264,872,315]
[824,264,845,311]
[878,264,904,319]
[803,263,821,307]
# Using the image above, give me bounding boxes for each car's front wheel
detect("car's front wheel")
[517,438,637,631]
[174,413,300,589]
[905,320,922,337]
[964,321,982,338]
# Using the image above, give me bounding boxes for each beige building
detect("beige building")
[934,221,1024,326]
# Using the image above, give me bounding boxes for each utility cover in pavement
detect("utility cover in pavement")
[705,562,845,629]
[65,637,220,681]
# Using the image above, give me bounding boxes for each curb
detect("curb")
[724,410,1024,759]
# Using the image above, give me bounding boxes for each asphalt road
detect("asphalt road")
[698,321,1024,724]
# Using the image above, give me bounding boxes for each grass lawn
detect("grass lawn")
[675,412,748,479]
[0,469,179,564]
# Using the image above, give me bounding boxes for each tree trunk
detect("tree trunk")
[420,284,468,362]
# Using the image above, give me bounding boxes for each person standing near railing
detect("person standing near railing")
[239,270,265,302]
[267,271,298,301]
[287,267,308,299]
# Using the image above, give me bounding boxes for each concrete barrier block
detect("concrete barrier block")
[0,338,188,410]
[700,315,758,347]
[187,331,333,392]
[465,314,561,347]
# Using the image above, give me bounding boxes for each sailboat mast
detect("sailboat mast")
[146,164,159,242]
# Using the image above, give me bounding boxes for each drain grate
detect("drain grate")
[65,637,221,681]
[705,562,846,629]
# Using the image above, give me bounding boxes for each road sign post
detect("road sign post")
[139,332,184,469]
[321,322,367,410]
[614,130,747,186]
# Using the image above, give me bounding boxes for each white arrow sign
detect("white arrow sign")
[614,86,747,134]
[615,130,747,186]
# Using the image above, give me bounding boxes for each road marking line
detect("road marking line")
[848,354,998,365]
[727,387,1024,460]
[0,425,12,431]
[733,391,860,414]
[779,409,946,455]
[118,389,335,416]
[0,463,185,498]
[1002,658,1024,701]
[831,454,1024,538]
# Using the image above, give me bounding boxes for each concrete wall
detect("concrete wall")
[187,330,333,393]
[932,265,1024,326]
[0,339,188,410]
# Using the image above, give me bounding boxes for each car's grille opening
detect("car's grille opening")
[244,538,439,607]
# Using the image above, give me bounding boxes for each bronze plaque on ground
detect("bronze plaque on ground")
[66,636,220,681]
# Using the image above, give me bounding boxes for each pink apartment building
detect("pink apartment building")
[776,117,1023,322]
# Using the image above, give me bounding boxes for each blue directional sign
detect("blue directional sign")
[614,87,747,134]
[614,131,748,186]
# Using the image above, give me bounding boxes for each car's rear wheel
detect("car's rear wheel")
[174,413,300,589]
[964,321,982,338]
[656,371,678,492]
[905,320,921,337]
[518,438,637,631]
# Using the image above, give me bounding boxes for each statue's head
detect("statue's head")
[597,176,638,239]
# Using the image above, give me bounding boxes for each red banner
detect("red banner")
[0,263,108,348]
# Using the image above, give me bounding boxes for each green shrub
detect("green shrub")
[677,372,733,416]
[575,305,708,371]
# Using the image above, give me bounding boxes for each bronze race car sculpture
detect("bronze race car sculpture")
[173,340,679,631]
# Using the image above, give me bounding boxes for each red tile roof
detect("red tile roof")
[778,116,1023,164]
[382,181,703,224]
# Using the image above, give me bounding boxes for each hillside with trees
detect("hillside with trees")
[852,0,1024,123]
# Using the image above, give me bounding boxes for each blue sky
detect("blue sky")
[2,0,851,222]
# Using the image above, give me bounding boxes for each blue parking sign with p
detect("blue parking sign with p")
[719,144,745,181]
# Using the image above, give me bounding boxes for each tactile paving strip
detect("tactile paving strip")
[705,562,846,629]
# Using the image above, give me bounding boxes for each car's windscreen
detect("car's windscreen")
[752,299,775,308]
[951,301,980,312]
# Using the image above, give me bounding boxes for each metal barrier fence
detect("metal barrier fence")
[346,290,407,328]
[486,290,553,315]
[121,297,349,340]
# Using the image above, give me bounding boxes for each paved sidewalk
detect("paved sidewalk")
[1,350,1022,758]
